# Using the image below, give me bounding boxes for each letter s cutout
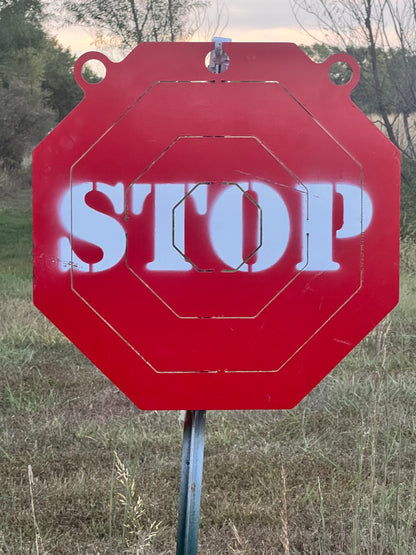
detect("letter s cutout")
[59,182,126,272]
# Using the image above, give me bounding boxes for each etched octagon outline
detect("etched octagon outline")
[66,79,366,374]
[172,181,263,273]
[123,134,309,318]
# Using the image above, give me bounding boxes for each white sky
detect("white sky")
[197,0,317,42]
[56,0,321,56]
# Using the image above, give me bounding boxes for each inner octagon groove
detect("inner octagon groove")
[171,181,263,273]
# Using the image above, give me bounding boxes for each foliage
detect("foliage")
[0,0,48,168]
[0,193,32,262]
[303,44,391,113]
[114,451,161,553]
[293,0,416,159]
[401,157,416,239]
[64,0,210,49]
[0,0,210,170]
[0,79,54,169]
[41,38,88,120]
[0,0,44,63]
[304,43,416,121]
[0,0,88,168]
[297,1,416,234]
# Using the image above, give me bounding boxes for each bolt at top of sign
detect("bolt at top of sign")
[209,36,232,73]
[32,42,400,410]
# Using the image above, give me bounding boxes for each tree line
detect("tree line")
[0,0,208,171]
[0,0,84,169]
[303,43,416,159]
[293,0,416,160]
[1,0,416,180]
[293,0,416,236]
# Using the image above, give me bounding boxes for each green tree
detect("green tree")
[0,0,90,168]
[0,79,54,169]
[0,0,45,87]
[292,0,416,159]
[41,38,91,120]
[302,43,401,116]
[0,0,52,168]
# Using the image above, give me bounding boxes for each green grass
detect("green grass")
[401,158,416,239]
[1,187,416,554]
[0,185,32,299]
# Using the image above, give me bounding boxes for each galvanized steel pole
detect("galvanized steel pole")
[176,410,206,555]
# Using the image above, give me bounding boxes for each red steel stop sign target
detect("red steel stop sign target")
[32,43,400,409]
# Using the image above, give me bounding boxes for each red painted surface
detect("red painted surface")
[32,43,400,409]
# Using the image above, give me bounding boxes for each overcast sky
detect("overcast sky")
[201,0,314,40]
[58,0,318,55]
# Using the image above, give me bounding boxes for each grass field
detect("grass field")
[1,187,415,554]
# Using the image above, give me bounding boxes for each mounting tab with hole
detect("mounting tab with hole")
[206,36,232,74]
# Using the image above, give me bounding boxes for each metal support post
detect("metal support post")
[176,410,207,555]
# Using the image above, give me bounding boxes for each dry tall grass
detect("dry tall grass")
[1,189,415,553]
